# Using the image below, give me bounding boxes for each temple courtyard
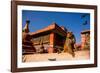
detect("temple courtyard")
[22,50,90,62]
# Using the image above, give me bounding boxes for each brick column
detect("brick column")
[50,33,54,47]
[81,34,86,50]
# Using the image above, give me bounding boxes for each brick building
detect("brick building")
[81,30,90,50]
[22,20,68,54]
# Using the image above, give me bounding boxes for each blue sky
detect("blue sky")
[22,10,90,43]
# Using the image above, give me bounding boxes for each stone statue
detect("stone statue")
[63,32,76,57]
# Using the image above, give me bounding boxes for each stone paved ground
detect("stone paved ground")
[22,50,90,62]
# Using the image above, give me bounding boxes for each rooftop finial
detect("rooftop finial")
[26,19,30,24]
[23,19,30,33]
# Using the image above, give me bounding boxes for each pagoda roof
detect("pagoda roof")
[29,23,67,37]
[81,30,90,34]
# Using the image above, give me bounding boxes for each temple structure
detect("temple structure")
[29,22,68,53]
[81,30,90,50]
[22,20,36,54]
[22,20,68,54]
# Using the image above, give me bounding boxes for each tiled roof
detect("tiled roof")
[81,30,90,34]
[29,22,67,37]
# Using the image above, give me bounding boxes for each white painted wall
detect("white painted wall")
[0,0,99,73]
